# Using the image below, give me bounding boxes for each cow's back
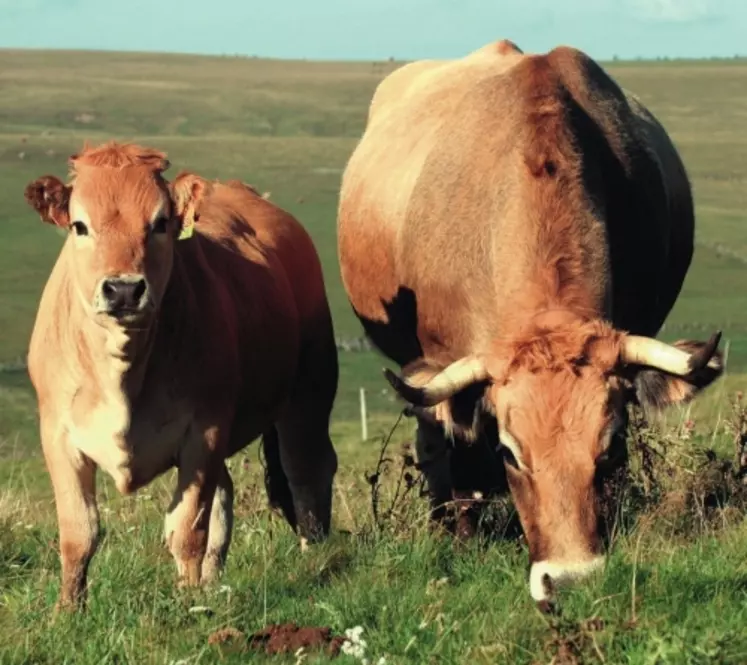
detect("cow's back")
[338,41,694,367]
[341,41,525,248]
[191,181,331,335]
[544,47,695,335]
[338,41,527,364]
[183,181,337,441]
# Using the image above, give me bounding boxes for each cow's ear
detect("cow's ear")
[170,172,210,229]
[629,339,724,412]
[24,176,71,228]
[394,358,490,442]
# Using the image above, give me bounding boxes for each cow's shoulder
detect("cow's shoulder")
[192,178,308,256]
[371,40,528,122]
[366,59,445,125]
[175,177,319,337]
[27,246,78,398]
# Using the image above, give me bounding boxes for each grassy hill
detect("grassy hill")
[0,49,745,664]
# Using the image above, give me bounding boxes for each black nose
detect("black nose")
[101,277,148,314]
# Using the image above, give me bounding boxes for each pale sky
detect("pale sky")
[0,0,744,61]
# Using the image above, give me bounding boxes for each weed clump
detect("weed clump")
[368,393,747,545]
[603,394,747,542]
[366,411,427,536]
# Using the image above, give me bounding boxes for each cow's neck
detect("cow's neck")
[80,315,158,405]
[507,170,610,326]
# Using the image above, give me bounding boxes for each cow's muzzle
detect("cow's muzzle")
[529,556,605,608]
[94,274,151,321]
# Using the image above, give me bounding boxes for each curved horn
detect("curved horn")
[620,331,721,376]
[383,355,489,407]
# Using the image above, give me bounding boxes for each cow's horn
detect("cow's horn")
[620,331,721,376]
[383,355,490,407]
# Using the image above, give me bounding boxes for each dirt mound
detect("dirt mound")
[247,623,345,656]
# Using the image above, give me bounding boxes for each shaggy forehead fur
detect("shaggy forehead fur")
[490,316,621,463]
[499,366,613,451]
[69,141,170,174]
[68,142,171,226]
[490,313,623,383]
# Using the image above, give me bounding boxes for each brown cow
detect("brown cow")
[337,40,723,605]
[24,142,339,610]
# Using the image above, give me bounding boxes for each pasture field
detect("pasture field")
[0,49,746,664]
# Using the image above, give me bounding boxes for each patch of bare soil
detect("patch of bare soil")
[248,623,345,656]
[208,623,345,657]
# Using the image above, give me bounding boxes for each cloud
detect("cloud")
[627,0,712,22]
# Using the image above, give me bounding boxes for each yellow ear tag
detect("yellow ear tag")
[178,212,195,241]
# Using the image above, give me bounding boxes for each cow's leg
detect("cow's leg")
[42,422,100,611]
[273,330,338,545]
[200,462,234,583]
[262,426,297,529]
[449,431,500,541]
[414,416,454,526]
[164,443,222,587]
[274,406,338,544]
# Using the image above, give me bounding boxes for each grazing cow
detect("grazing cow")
[337,40,723,605]
[24,142,339,610]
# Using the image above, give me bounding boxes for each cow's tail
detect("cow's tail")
[261,426,297,530]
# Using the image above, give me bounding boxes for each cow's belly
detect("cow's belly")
[66,399,192,495]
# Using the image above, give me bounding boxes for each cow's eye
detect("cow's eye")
[596,447,612,466]
[501,444,521,469]
[498,427,524,471]
[71,221,88,236]
[597,418,626,467]
[151,216,169,235]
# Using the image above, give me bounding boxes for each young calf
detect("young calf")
[24,142,339,610]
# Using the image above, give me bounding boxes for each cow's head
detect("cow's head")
[24,142,209,330]
[384,311,723,605]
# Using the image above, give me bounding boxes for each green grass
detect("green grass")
[0,50,746,664]
[1,413,746,665]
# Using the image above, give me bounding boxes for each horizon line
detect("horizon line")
[1,45,746,65]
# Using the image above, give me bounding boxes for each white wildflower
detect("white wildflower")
[341,626,386,664]
[345,625,366,644]
[187,605,212,614]
[342,625,368,660]
[342,641,366,660]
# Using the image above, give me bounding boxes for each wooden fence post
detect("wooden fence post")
[360,387,368,442]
